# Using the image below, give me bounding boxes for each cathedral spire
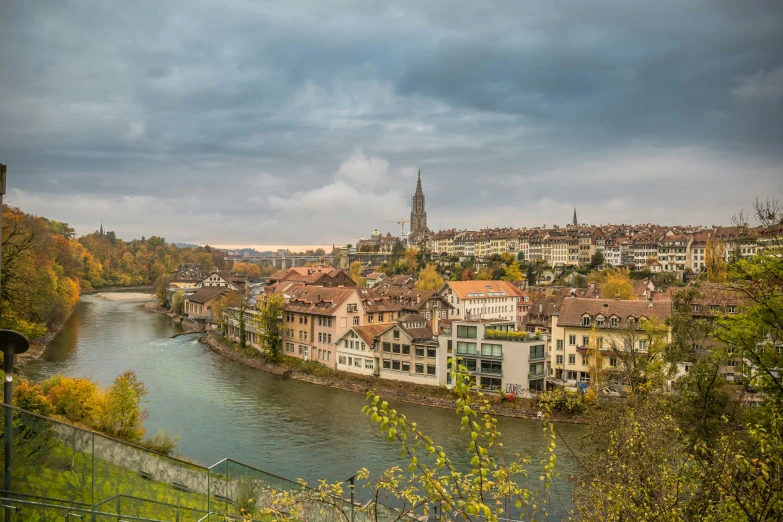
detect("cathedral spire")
[415,169,423,195]
[410,169,428,235]
[100,220,104,236]
[573,208,578,226]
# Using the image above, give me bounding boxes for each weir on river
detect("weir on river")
[26,294,583,506]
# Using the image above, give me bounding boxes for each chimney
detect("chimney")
[432,312,439,336]
[417,295,421,304]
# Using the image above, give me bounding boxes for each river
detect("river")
[25,294,584,511]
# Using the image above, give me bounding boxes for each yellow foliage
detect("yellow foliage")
[415,264,445,290]
[600,268,634,300]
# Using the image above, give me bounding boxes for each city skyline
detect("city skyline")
[2,1,782,246]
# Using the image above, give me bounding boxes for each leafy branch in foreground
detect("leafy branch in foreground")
[241,364,559,522]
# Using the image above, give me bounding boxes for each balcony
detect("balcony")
[484,330,542,342]
[480,368,502,376]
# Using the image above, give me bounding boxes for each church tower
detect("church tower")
[573,208,578,226]
[410,170,428,235]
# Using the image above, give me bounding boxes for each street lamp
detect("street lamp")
[345,473,357,522]
[1,329,29,504]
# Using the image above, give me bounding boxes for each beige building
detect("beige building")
[550,298,672,386]
[281,286,364,367]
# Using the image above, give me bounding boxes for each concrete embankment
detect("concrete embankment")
[199,333,584,424]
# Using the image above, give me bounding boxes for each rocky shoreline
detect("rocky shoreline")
[199,333,585,424]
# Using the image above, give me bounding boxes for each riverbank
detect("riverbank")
[95,292,154,301]
[200,333,584,424]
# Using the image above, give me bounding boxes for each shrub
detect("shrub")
[539,387,585,414]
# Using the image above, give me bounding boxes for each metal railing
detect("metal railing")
[0,403,407,522]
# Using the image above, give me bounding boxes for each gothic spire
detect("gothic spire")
[415,169,423,195]
[100,220,104,236]
[573,208,578,226]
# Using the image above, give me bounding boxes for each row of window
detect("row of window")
[556,354,617,367]
[383,343,437,358]
[556,337,648,351]
[382,360,436,375]
[581,316,645,328]
[339,355,373,369]
[344,339,367,350]
[318,332,332,343]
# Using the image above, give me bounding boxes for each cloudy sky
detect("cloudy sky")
[2,0,782,248]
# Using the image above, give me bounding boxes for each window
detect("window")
[581,316,591,327]
[582,355,588,366]
[339,356,346,365]
[415,347,425,357]
[582,336,590,346]
[393,330,400,339]
[556,355,563,364]
[447,340,453,353]
[481,376,501,390]
[427,365,436,375]
[415,364,424,374]
[456,342,477,355]
[609,357,617,367]
[354,358,361,367]
[480,360,502,375]
[401,344,410,355]
[368,314,374,323]
[596,316,605,328]
[726,306,738,314]
[638,340,647,351]
[457,325,478,339]
[556,339,564,350]
[392,343,401,354]
[481,343,502,357]
[365,359,373,369]
[690,304,702,313]
[318,317,322,326]
[383,360,391,369]
[353,317,359,326]
[569,335,576,345]
[392,360,400,370]
[463,359,477,372]
[568,354,575,365]
[328,334,332,343]
[609,317,619,328]
[427,348,437,358]
[383,342,391,352]
[402,362,410,372]
[318,333,323,342]
[529,344,545,359]
[529,362,545,376]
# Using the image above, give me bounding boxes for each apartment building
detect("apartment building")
[658,231,691,272]
[439,280,526,322]
[441,320,547,396]
[550,297,672,386]
[281,286,364,366]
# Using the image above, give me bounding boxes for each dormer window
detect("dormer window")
[581,315,591,327]
[596,315,605,328]
[627,317,636,329]
[609,317,619,328]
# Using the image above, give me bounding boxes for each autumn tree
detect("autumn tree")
[349,261,366,287]
[461,268,475,281]
[92,371,148,442]
[171,291,185,315]
[704,236,727,282]
[600,268,634,300]
[404,246,420,270]
[503,262,522,282]
[415,263,444,290]
[153,274,170,306]
[254,293,286,359]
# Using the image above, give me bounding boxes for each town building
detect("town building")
[439,280,526,322]
[440,320,547,396]
[550,297,672,386]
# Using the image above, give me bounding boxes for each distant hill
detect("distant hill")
[175,242,199,248]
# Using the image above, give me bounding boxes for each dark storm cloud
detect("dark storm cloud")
[1,0,781,245]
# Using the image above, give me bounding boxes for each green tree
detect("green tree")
[349,260,366,287]
[255,293,286,359]
[589,251,604,268]
[153,273,170,306]
[517,250,526,261]
[171,291,185,314]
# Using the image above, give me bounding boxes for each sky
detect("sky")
[1,0,782,248]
